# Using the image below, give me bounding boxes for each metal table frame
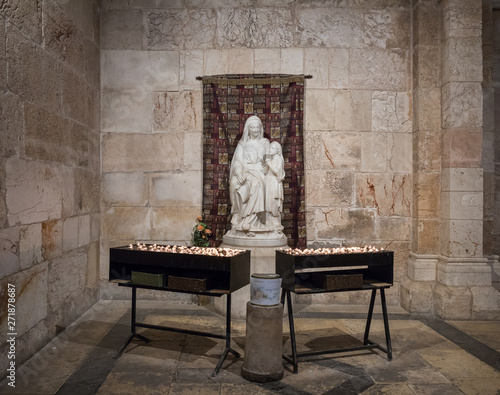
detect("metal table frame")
[115,284,239,377]
[281,286,393,373]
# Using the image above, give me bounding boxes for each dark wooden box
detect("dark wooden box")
[168,275,209,293]
[109,246,251,295]
[131,271,166,287]
[312,272,363,291]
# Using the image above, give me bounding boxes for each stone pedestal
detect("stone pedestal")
[241,302,284,382]
[213,243,287,319]
[223,231,287,248]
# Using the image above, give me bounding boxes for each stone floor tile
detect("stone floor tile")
[95,372,171,395]
[342,318,387,335]
[447,320,500,333]
[82,300,130,323]
[360,383,416,394]
[27,339,95,370]
[417,349,500,379]
[230,335,246,353]
[452,376,500,395]
[448,321,500,351]
[362,350,452,384]
[183,332,226,346]
[303,332,366,351]
[220,382,276,394]
[280,362,356,393]
[169,382,220,394]
[65,320,117,346]
[294,316,352,332]
[467,332,500,352]
[393,323,462,351]
[145,313,196,328]
[211,361,248,384]
[110,342,180,374]
[177,344,225,369]
[408,382,479,395]
[56,349,118,395]
[173,368,219,384]
[0,341,94,393]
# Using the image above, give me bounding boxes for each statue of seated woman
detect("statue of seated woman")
[224,116,287,247]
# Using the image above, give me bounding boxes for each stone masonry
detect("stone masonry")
[0,0,101,377]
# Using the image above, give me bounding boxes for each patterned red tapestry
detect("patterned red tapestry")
[202,74,306,248]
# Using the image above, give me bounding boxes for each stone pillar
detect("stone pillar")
[435,0,498,319]
[401,0,441,313]
[241,302,284,382]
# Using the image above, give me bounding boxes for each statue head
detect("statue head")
[269,141,282,156]
[242,116,264,142]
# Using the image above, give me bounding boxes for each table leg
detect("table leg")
[363,288,377,345]
[286,290,298,373]
[114,286,150,359]
[380,288,393,360]
[212,294,240,376]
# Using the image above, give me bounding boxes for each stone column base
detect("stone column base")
[401,254,500,319]
[433,255,499,320]
[433,283,473,319]
[400,277,435,313]
[400,253,437,313]
[470,285,500,320]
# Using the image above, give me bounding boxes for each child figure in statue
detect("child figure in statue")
[265,141,285,234]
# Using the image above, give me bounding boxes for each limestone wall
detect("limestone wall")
[490,6,500,291]
[0,0,101,375]
[100,0,413,305]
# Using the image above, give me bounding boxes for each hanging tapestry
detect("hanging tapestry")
[202,74,306,248]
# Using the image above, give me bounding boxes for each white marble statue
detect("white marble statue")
[224,116,287,247]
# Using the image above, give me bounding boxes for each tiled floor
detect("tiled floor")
[1,299,500,394]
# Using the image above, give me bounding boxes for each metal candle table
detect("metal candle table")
[109,245,250,376]
[275,250,394,373]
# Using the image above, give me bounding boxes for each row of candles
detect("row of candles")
[129,243,382,257]
[280,245,382,255]
[129,243,245,257]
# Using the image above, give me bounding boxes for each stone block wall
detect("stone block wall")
[100,0,413,305]
[489,5,500,291]
[0,0,100,377]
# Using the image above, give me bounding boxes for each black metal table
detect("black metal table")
[275,250,394,373]
[281,284,392,373]
[115,283,238,377]
[108,245,251,376]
